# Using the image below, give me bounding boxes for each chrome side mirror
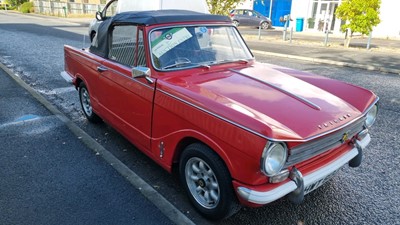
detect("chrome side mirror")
[132,66,153,84]
[95,11,103,21]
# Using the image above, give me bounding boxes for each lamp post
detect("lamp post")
[269,0,273,19]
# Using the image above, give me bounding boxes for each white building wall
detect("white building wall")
[242,0,398,38]
[290,0,399,38]
[288,0,310,29]
[373,0,400,39]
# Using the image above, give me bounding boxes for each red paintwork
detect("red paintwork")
[63,20,378,206]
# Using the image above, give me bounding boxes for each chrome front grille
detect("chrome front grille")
[285,117,366,167]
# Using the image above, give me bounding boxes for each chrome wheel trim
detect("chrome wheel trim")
[261,22,268,29]
[185,157,220,209]
[81,88,93,116]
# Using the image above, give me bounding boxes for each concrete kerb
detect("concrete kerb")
[0,62,195,225]
[252,50,400,75]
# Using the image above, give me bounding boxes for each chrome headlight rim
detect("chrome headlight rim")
[261,142,288,177]
[365,104,378,128]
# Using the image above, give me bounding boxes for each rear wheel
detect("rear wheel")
[232,20,239,27]
[179,143,241,220]
[79,82,102,123]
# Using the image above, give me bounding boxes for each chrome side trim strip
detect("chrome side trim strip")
[158,87,379,142]
[69,50,154,90]
[230,69,321,110]
[236,137,367,205]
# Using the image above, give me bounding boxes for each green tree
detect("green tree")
[6,0,28,7]
[207,0,244,15]
[335,0,381,47]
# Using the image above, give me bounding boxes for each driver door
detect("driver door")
[96,24,154,151]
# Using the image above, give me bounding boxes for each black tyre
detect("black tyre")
[79,82,102,123]
[179,143,241,220]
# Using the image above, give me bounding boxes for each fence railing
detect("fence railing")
[33,0,105,16]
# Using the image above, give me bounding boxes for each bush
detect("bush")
[20,1,33,13]
[0,5,16,10]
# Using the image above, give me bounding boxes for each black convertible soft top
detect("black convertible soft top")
[90,10,231,58]
[111,9,231,25]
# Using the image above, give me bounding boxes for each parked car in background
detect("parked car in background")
[230,9,272,29]
[88,0,209,43]
[88,0,118,42]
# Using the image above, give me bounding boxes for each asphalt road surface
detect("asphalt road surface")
[0,67,173,224]
[1,11,399,224]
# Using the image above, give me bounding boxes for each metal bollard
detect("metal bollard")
[282,18,288,41]
[283,29,286,41]
[324,30,329,47]
[63,6,67,17]
[366,32,372,50]
[289,27,293,43]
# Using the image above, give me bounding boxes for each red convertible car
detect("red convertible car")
[63,10,379,220]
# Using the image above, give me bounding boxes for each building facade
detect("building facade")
[50,0,105,3]
[245,0,399,39]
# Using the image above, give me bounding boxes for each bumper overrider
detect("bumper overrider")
[237,133,371,205]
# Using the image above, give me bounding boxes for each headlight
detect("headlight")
[365,104,378,128]
[261,142,287,176]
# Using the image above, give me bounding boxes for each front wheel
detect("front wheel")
[179,143,240,220]
[79,82,102,123]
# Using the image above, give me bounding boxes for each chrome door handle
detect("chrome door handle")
[97,66,108,72]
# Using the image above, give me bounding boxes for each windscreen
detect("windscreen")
[149,25,253,70]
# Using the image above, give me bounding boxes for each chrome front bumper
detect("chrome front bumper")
[237,134,371,205]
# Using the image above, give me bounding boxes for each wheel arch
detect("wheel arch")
[73,74,88,90]
[74,76,83,89]
[171,136,234,177]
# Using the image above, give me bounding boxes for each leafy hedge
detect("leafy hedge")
[20,1,34,13]
[0,5,15,10]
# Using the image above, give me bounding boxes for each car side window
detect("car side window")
[108,25,147,67]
